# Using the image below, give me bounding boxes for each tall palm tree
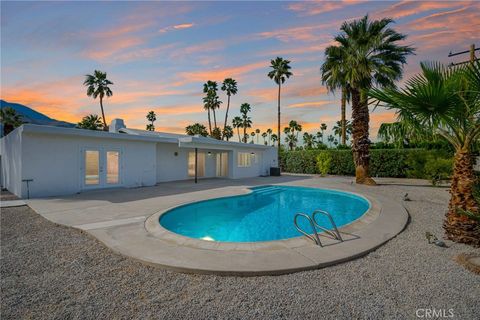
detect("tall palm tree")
[77,114,104,131]
[255,128,260,143]
[202,94,213,135]
[240,103,252,143]
[320,123,327,143]
[271,133,278,146]
[146,111,156,131]
[268,57,292,157]
[221,78,238,140]
[84,70,113,130]
[370,61,480,246]
[261,132,268,145]
[321,46,350,145]
[232,116,243,142]
[0,107,22,135]
[266,128,273,144]
[333,121,342,141]
[323,15,414,184]
[185,123,208,137]
[203,81,221,130]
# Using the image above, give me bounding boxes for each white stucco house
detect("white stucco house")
[1,119,277,198]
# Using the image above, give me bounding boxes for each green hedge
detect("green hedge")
[280,148,453,179]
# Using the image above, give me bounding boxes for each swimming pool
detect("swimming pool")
[159,185,370,242]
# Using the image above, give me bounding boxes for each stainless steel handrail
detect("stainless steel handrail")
[311,210,343,242]
[294,213,322,246]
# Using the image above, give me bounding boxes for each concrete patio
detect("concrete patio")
[26,175,408,275]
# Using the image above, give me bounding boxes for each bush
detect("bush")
[280,148,454,179]
[424,157,453,185]
[316,151,331,176]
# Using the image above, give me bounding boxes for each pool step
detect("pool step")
[254,187,281,196]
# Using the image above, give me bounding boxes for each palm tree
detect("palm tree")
[320,123,327,143]
[315,131,323,145]
[327,134,335,148]
[203,81,221,130]
[0,107,22,135]
[303,132,315,149]
[321,46,350,145]
[146,111,156,131]
[251,131,256,144]
[84,70,113,130]
[323,15,414,184]
[223,125,234,141]
[261,132,268,145]
[232,116,243,142]
[333,121,342,141]
[255,128,260,144]
[266,128,273,145]
[203,95,213,135]
[370,61,480,246]
[268,57,292,157]
[185,123,208,137]
[221,78,238,140]
[77,114,103,130]
[271,133,278,146]
[240,103,252,143]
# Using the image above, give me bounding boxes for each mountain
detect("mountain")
[0,100,76,128]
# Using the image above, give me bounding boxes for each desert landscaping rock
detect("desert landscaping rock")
[1,179,479,319]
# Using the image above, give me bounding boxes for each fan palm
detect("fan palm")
[240,103,252,143]
[320,123,327,143]
[0,107,23,135]
[303,132,315,149]
[77,114,104,131]
[203,81,221,130]
[146,111,156,131]
[223,125,234,141]
[261,132,268,145]
[268,57,292,157]
[323,15,414,184]
[221,78,238,140]
[266,128,273,144]
[84,70,113,130]
[321,45,350,145]
[232,116,243,142]
[370,61,480,246]
[185,123,208,137]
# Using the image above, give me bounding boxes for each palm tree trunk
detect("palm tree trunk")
[341,87,347,145]
[277,83,281,157]
[99,96,108,131]
[213,108,217,129]
[207,109,212,135]
[223,95,230,140]
[351,88,375,185]
[237,127,241,142]
[243,126,247,143]
[444,149,479,246]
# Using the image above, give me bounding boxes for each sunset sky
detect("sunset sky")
[1,1,479,141]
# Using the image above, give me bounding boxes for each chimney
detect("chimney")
[109,119,126,133]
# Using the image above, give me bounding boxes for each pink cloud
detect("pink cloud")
[287,0,364,16]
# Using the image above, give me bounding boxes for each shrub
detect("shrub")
[280,148,454,179]
[316,151,331,176]
[424,157,453,186]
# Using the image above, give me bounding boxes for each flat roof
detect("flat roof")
[14,124,275,150]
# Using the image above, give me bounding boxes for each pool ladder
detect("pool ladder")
[294,210,343,247]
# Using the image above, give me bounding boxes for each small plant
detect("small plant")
[316,152,331,176]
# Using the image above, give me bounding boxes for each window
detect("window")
[106,151,119,184]
[237,152,252,167]
[85,150,99,185]
[188,152,205,177]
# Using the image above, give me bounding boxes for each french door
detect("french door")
[82,148,122,189]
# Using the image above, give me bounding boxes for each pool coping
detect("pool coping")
[145,187,380,251]
[139,186,408,275]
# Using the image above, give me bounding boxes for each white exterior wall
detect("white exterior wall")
[21,132,157,198]
[0,128,23,197]
[231,146,277,179]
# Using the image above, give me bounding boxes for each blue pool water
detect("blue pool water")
[159,185,370,242]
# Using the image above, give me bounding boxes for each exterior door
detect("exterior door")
[82,148,122,189]
[216,152,228,177]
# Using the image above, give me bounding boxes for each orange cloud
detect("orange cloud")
[83,37,144,60]
[287,101,332,108]
[287,0,363,16]
[376,0,472,19]
[177,61,266,84]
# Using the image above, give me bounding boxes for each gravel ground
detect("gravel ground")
[1,182,479,320]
